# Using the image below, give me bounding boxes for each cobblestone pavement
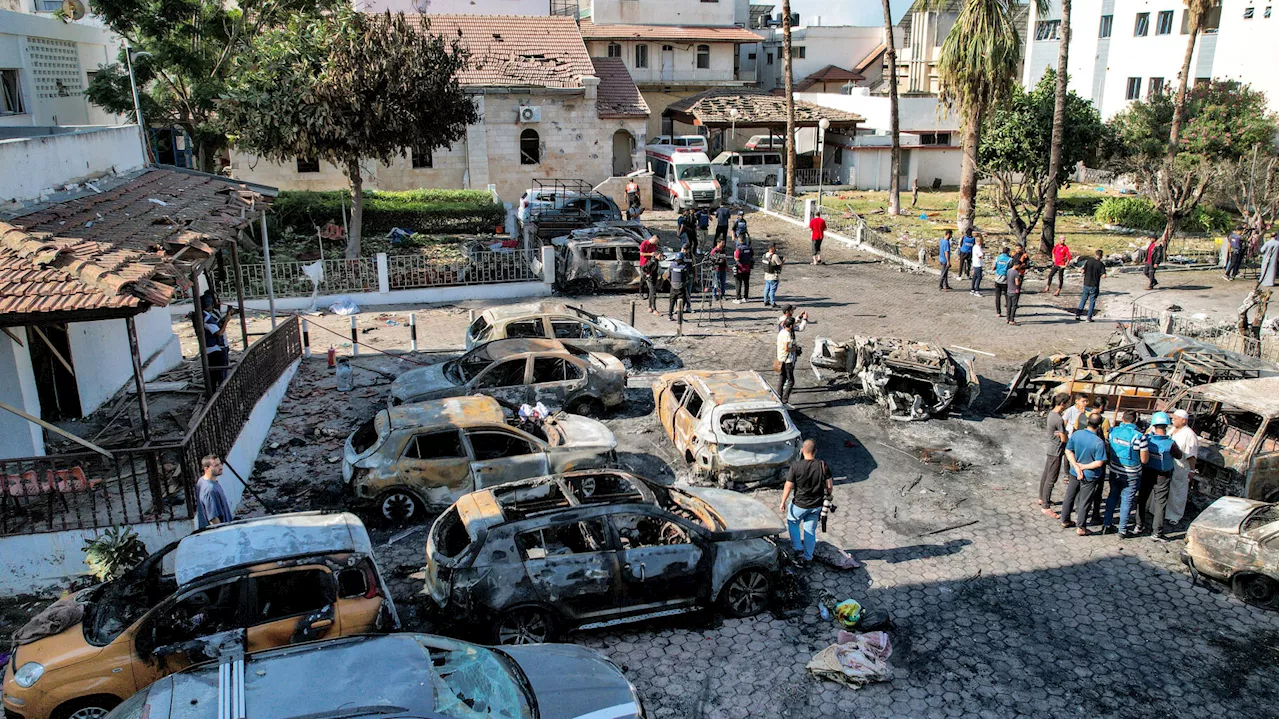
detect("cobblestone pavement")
[231,208,1277,719]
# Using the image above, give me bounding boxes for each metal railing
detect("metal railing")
[795,168,844,186]
[386,249,540,290]
[218,257,379,300]
[769,190,805,220]
[1129,302,1279,364]
[739,185,767,208]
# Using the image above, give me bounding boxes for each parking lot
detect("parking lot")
[236,209,1277,719]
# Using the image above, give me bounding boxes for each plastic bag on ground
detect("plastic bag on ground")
[807,631,893,689]
[329,296,359,315]
[834,599,863,628]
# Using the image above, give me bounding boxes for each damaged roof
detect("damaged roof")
[409,15,597,89]
[387,395,506,430]
[1185,377,1280,417]
[578,19,763,43]
[482,301,575,321]
[797,64,865,91]
[175,512,372,586]
[590,56,651,118]
[0,168,270,324]
[664,370,779,405]
[664,87,864,129]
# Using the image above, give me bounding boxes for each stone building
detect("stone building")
[228,15,649,204]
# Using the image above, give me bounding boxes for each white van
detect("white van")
[645,145,721,211]
[712,151,785,188]
[648,134,709,152]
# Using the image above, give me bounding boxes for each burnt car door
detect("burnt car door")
[242,566,339,653]
[529,356,589,408]
[516,517,620,621]
[656,380,691,440]
[470,357,533,408]
[1245,418,1279,502]
[550,317,606,355]
[130,575,247,689]
[616,244,642,288]
[465,427,551,490]
[673,388,708,453]
[394,429,473,502]
[586,245,620,286]
[607,510,705,614]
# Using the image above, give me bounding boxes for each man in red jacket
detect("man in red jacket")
[809,209,827,265]
[1045,236,1072,296]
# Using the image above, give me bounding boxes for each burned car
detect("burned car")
[107,633,644,719]
[1159,376,1278,505]
[426,470,784,645]
[812,336,979,420]
[466,301,653,359]
[652,370,801,490]
[1182,497,1278,608]
[554,235,648,294]
[389,338,627,415]
[345,396,618,522]
[2,513,397,719]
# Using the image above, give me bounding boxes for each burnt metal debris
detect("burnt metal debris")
[811,336,979,421]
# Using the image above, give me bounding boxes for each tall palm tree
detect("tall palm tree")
[882,0,902,216]
[782,0,797,196]
[935,0,1036,238]
[1040,0,1071,255]
[1164,0,1220,240]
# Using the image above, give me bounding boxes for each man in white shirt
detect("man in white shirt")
[1167,409,1199,524]
[1062,394,1089,436]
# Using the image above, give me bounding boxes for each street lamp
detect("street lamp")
[124,40,152,164]
[727,107,739,202]
[817,117,830,209]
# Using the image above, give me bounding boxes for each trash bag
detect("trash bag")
[833,599,863,628]
[807,631,893,689]
[329,296,360,316]
[813,541,861,570]
[386,228,415,246]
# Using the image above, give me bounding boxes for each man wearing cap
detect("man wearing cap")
[1104,410,1147,537]
[1167,409,1199,524]
[1138,412,1183,541]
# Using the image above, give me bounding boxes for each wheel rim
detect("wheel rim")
[67,708,111,719]
[727,571,769,615]
[498,610,549,645]
[1243,576,1275,603]
[381,492,416,522]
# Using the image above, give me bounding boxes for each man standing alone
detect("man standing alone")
[1076,250,1107,321]
[196,455,233,529]
[809,208,827,265]
[714,204,732,245]
[778,439,832,563]
[763,243,784,307]
[1144,237,1164,290]
[938,230,953,291]
[1039,393,1070,515]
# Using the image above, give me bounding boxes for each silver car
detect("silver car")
[466,302,653,359]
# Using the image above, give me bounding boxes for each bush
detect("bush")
[270,189,505,238]
[1189,205,1232,235]
[1094,196,1165,232]
[83,526,148,582]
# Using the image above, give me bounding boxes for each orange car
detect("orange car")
[2,512,398,719]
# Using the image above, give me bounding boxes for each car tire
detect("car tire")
[377,489,424,524]
[1232,573,1278,608]
[495,606,558,645]
[719,568,772,618]
[568,397,606,418]
[55,698,119,719]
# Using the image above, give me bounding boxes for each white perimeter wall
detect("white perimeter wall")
[0,332,42,458]
[66,304,182,416]
[0,125,144,206]
[354,0,547,12]
[216,358,299,511]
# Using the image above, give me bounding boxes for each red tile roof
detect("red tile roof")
[852,43,888,74]
[665,87,864,128]
[0,169,268,322]
[579,19,764,43]
[590,57,650,118]
[409,15,597,89]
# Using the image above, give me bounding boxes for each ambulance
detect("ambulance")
[645,145,721,211]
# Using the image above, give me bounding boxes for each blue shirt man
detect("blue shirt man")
[697,208,710,231]
[195,456,233,529]
[1108,420,1146,476]
[958,232,975,256]
[939,234,952,263]
[716,205,731,227]
[1066,429,1107,481]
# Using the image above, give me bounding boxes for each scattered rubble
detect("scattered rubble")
[811,336,979,421]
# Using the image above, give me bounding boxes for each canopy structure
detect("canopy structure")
[663,87,864,131]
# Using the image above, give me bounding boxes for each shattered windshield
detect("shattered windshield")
[413,636,534,719]
[677,164,714,181]
[83,542,179,646]
[451,347,496,384]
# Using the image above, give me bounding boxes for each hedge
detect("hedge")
[1094,196,1234,235]
[269,189,506,237]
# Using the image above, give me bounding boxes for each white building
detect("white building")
[354,0,550,15]
[756,24,886,94]
[0,8,123,127]
[1023,0,1280,117]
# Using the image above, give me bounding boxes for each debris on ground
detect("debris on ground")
[807,631,894,689]
[813,541,862,570]
[811,336,979,420]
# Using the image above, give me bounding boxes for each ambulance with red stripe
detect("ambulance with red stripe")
[645,145,721,211]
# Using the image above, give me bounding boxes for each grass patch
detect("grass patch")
[267,189,505,244]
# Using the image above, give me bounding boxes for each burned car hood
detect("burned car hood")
[1189,496,1271,534]
[684,487,785,538]
[389,363,453,403]
[501,644,641,719]
[548,414,618,450]
[596,317,650,344]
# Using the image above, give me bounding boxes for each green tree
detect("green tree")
[1167,0,1221,169]
[84,0,341,172]
[1039,0,1072,254]
[1106,79,1277,243]
[221,11,479,258]
[979,72,1105,245]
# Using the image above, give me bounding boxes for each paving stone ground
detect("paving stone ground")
[231,209,1277,719]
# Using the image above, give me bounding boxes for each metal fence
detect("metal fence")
[386,249,540,290]
[769,190,805,221]
[795,168,844,187]
[1129,302,1280,364]
[218,258,379,300]
[739,185,767,208]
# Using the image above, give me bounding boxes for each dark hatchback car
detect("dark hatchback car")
[426,470,784,645]
[103,633,644,719]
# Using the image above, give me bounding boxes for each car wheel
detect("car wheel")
[1232,573,1278,608]
[720,569,772,618]
[495,607,557,645]
[55,699,119,719]
[568,397,606,418]
[378,489,423,524]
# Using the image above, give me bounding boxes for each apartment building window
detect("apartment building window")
[411,148,432,168]
[1243,6,1254,18]
[1125,77,1142,100]
[35,0,61,11]
[1035,19,1062,40]
[747,52,757,60]
[1098,15,1113,37]
[296,157,320,173]
[920,132,952,145]
[0,69,24,115]
[1134,12,1150,35]
[520,129,541,165]
[1148,77,1165,97]
[1185,5,1223,32]
[696,44,711,69]
[607,43,622,58]
[635,44,649,68]
[766,52,774,65]
[1156,10,1174,34]
[794,46,806,58]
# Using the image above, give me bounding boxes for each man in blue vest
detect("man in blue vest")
[938,230,952,291]
[957,228,976,279]
[992,247,1012,317]
[1138,412,1183,541]
[1105,410,1146,537]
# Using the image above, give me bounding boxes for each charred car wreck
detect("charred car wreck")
[811,336,979,420]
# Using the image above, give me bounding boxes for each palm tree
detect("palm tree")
[1162,0,1221,241]
[1040,0,1071,255]
[881,0,902,216]
[935,0,1036,238]
[782,0,797,196]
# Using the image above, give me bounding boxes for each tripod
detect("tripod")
[694,249,728,328]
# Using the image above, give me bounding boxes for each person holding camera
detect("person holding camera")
[778,439,833,563]
[776,315,803,404]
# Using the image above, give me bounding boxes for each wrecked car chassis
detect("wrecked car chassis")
[811,337,978,420]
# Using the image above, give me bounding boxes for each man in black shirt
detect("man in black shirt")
[778,439,832,562]
[1076,249,1107,322]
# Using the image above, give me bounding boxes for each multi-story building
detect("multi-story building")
[0,8,122,127]
[756,23,886,94]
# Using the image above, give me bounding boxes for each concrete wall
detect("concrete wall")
[65,304,181,416]
[227,144,471,194]
[0,9,121,128]
[831,143,962,191]
[0,331,42,458]
[0,125,144,206]
[354,0,547,13]
[799,90,960,133]
[586,39,740,85]
[591,0,736,26]
[216,358,299,512]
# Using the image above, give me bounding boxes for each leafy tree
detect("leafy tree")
[979,72,1105,245]
[221,11,479,257]
[1039,0,1072,254]
[84,0,342,172]
[1167,0,1221,167]
[1105,80,1277,243]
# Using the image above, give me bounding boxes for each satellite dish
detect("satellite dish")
[61,0,86,21]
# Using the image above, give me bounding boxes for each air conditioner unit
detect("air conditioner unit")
[517,106,542,123]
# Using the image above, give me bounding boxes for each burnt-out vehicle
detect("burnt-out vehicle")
[425,470,784,645]
[652,370,801,490]
[344,396,618,522]
[466,301,652,359]
[1158,376,1279,505]
[811,336,979,420]
[3,513,397,719]
[389,338,627,415]
[1182,497,1278,608]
